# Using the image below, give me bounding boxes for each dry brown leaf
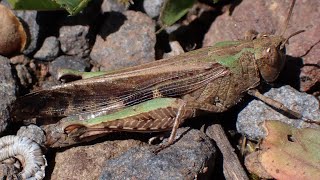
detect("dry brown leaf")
[245,120,320,179]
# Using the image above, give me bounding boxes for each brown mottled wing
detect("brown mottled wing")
[11,47,228,121]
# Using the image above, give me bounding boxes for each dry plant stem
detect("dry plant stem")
[206,124,249,180]
[0,135,46,180]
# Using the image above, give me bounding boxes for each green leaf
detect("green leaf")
[7,0,61,10]
[159,0,196,27]
[7,0,92,15]
[54,0,92,15]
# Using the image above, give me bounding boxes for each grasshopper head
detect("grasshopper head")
[253,35,286,83]
[253,0,303,83]
[254,30,304,83]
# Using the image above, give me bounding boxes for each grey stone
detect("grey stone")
[0,56,16,133]
[15,64,32,87]
[100,128,216,179]
[90,11,156,71]
[59,25,90,57]
[237,85,320,140]
[51,139,144,179]
[17,125,46,146]
[101,0,128,13]
[14,11,39,55]
[143,0,164,18]
[49,55,90,80]
[10,55,33,87]
[34,36,60,61]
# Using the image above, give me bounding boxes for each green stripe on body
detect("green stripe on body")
[78,98,179,125]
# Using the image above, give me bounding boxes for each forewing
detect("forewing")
[11,47,229,121]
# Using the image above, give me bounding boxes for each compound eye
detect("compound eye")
[263,47,273,56]
[258,33,269,38]
[263,47,278,65]
[266,47,271,53]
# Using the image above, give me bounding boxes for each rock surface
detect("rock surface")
[59,25,91,58]
[90,11,156,71]
[34,36,60,61]
[51,128,216,179]
[203,0,320,92]
[237,85,320,140]
[0,56,16,133]
[100,128,216,179]
[10,55,33,87]
[51,139,145,179]
[14,11,40,55]
[101,0,128,13]
[143,0,164,18]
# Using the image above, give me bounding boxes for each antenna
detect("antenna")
[280,0,296,36]
[280,30,305,49]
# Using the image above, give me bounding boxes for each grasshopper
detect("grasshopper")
[11,0,308,148]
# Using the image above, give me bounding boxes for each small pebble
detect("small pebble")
[143,0,164,18]
[59,25,91,57]
[101,0,128,13]
[34,36,60,61]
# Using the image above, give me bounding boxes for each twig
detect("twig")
[206,124,248,180]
